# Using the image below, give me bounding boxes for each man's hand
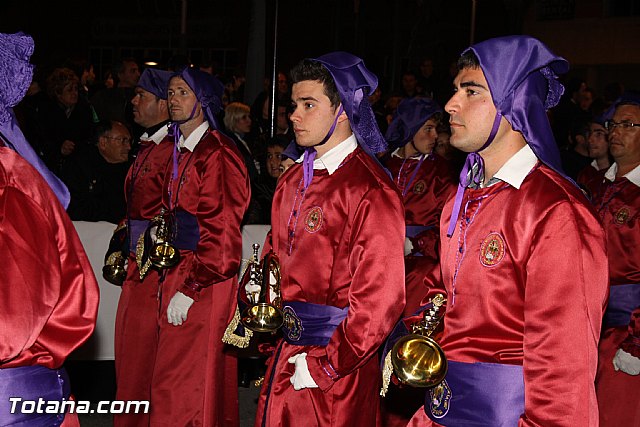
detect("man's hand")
[167,292,194,326]
[613,348,640,375]
[288,352,319,390]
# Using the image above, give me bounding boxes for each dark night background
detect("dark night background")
[2,0,639,105]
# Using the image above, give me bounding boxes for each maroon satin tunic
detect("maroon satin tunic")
[255,147,406,427]
[0,147,99,369]
[114,138,173,427]
[592,170,640,427]
[150,130,250,427]
[410,163,608,427]
[383,154,454,427]
[386,153,455,317]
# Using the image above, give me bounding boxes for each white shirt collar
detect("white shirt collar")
[604,162,640,187]
[492,144,538,189]
[296,134,358,175]
[140,125,169,145]
[179,121,209,152]
[390,147,422,159]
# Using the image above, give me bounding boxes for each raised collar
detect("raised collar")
[492,144,538,189]
[604,163,640,188]
[179,121,209,152]
[296,134,358,175]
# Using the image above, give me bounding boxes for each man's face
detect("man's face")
[290,80,339,148]
[608,104,640,164]
[266,145,284,178]
[435,132,452,159]
[276,106,289,132]
[445,67,500,153]
[99,122,131,163]
[412,118,439,155]
[168,77,202,125]
[132,87,167,128]
[277,73,289,96]
[118,61,140,88]
[587,123,608,159]
[402,74,417,93]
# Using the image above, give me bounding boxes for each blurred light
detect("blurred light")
[145,61,159,66]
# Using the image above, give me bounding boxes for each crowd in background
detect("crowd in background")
[12,54,629,230]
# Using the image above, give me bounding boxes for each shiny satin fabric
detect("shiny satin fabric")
[255,146,406,427]
[591,172,640,427]
[149,129,249,426]
[386,153,455,319]
[0,147,99,369]
[114,136,173,427]
[410,164,608,426]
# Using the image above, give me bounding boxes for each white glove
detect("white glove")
[404,237,414,256]
[613,348,640,375]
[288,352,319,390]
[167,292,194,326]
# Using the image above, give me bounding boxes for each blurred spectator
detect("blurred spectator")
[560,118,592,180]
[59,120,131,223]
[246,135,288,224]
[25,67,97,175]
[90,57,140,134]
[577,116,611,196]
[224,101,260,181]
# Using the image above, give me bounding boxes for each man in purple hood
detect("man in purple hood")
[254,52,405,427]
[403,35,608,426]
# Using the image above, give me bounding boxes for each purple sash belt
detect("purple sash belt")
[282,301,348,346]
[604,283,640,329]
[128,210,200,253]
[128,219,149,253]
[0,365,71,426]
[425,361,524,427]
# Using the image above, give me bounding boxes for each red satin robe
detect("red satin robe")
[408,163,608,427]
[150,129,250,427]
[254,146,406,427]
[386,153,454,316]
[0,147,99,427]
[577,162,606,199]
[383,153,454,427]
[592,167,640,427]
[114,138,172,427]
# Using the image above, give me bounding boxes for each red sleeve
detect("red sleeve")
[180,142,251,297]
[0,150,99,368]
[519,200,608,426]
[307,185,406,391]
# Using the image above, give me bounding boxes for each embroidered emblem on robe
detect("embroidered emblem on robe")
[413,180,426,194]
[283,306,303,341]
[429,380,451,418]
[304,206,323,233]
[614,207,630,225]
[479,232,505,267]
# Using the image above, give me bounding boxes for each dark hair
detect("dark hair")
[93,120,128,145]
[290,59,340,108]
[457,50,481,70]
[267,135,289,150]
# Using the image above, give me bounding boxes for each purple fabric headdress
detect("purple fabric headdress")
[385,97,442,149]
[446,35,569,237]
[313,52,387,155]
[137,68,172,100]
[170,67,224,130]
[0,32,70,208]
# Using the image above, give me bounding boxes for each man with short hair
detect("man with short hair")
[112,68,172,427]
[254,52,406,427]
[401,35,608,426]
[60,120,132,223]
[150,67,250,426]
[577,116,610,196]
[593,93,640,427]
[91,58,141,133]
